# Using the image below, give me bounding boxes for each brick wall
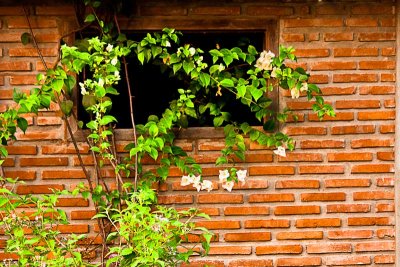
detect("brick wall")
[0,1,397,266]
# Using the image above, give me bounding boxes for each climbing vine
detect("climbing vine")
[0,0,334,266]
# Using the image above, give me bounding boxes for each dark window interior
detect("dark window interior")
[78,31,265,128]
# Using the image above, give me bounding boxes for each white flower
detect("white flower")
[222,181,235,192]
[219,169,229,183]
[271,67,279,78]
[193,182,202,192]
[255,50,275,71]
[106,44,113,52]
[177,48,182,56]
[98,78,104,87]
[196,56,203,65]
[165,40,171,47]
[189,47,196,56]
[236,170,247,185]
[192,175,201,185]
[273,146,286,157]
[218,63,225,72]
[300,82,308,92]
[79,82,88,95]
[114,70,120,80]
[181,175,192,186]
[290,88,300,99]
[111,57,118,66]
[201,180,213,192]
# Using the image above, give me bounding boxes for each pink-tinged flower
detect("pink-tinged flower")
[222,181,235,192]
[219,169,230,183]
[271,67,279,78]
[193,182,202,192]
[290,88,300,99]
[255,50,275,71]
[201,180,213,192]
[236,170,247,185]
[273,146,286,157]
[180,175,192,186]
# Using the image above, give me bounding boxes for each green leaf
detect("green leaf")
[263,120,276,131]
[17,117,28,133]
[213,116,224,127]
[173,63,182,74]
[149,124,158,137]
[84,14,95,23]
[250,87,263,101]
[220,79,234,88]
[100,115,117,126]
[237,85,246,98]
[60,100,73,117]
[20,32,32,45]
[199,72,210,87]
[52,79,64,92]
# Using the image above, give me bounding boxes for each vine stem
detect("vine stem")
[23,6,109,265]
[114,14,139,192]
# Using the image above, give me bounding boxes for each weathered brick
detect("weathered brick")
[294,49,329,58]
[325,179,371,188]
[296,218,341,228]
[4,170,36,180]
[377,151,394,161]
[325,255,371,266]
[198,194,243,204]
[275,180,320,189]
[140,6,187,16]
[42,170,86,179]
[7,145,37,155]
[358,110,395,120]
[284,18,343,28]
[309,61,356,71]
[377,177,394,187]
[336,100,380,109]
[249,166,295,175]
[71,210,96,220]
[285,126,327,136]
[316,5,346,15]
[327,204,370,213]
[360,85,395,95]
[299,165,344,175]
[196,220,240,230]
[381,73,395,82]
[381,47,396,56]
[308,112,354,122]
[351,164,394,173]
[8,48,58,57]
[247,6,293,16]
[301,193,346,202]
[7,17,57,28]
[20,157,68,166]
[307,243,351,254]
[256,245,302,255]
[324,32,353,42]
[351,4,394,15]
[380,125,395,135]
[275,205,320,215]
[276,231,323,240]
[355,241,395,252]
[157,195,193,204]
[16,184,64,194]
[208,246,251,255]
[0,61,31,71]
[353,191,394,200]
[56,198,89,207]
[249,193,294,203]
[300,140,345,149]
[282,33,304,42]
[320,86,356,95]
[333,47,378,57]
[376,203,394,213]
[228,259,273,267]
[277,153,323,162]
[333,74,377,83]
[346,18,378,26]
[359,32,396,41]
[351,138,394,148]
[374,255,395,264]
[224,232,271,242]
[327,230,373,240]
[191,6,240,15]
[359,61,395,70]
[35,6,76,15]
[327,152,372,162]
[244,219,290,229]
[348,217,393,226]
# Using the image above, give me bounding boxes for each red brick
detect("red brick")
[351,138,394,148]
[224,232,271,242]
[377,177,394,187]
[333,47,378,57]
[351,164,394,173]
[309,75,329,84]
[336,100,380,109]
[282,33,304,42]
[324,32,353,42]
[381,18,396,27]
[0,7,23,15]
[228,259,273,267]
[232,180,268,190]
[320,86,356,95]
[380,124,395,133]
[244,219,290,229]
[308,112,354,122]
[300,140,344,149]
[56,198,89,207]
[157,195,193,204]
[325,179,371,188]
[376,203,394,213]
[71,210,96,220]
[16,184,64,194]
[296,218,341,228]
[359,32,396,41]
[249,193,294,203]
[9,75,37,85]
[316,5,346,15]
[275,180,319,189]
[353,191,394,200]
[7,145,37,155]
[284,18,342,27]
[277,257,322,267]
[358,110,395,120]
[196,220,240,230]
[247,6,293,16]
[277,153,323,162]
[327,152,372,162]
[20,157,68,166]
[294,49,329,58]
[198,194,243,204]
[333,74,377,83]
[15,130,61,140]
[351,4,394,15]
[224,206,269,216]
[360,85,395,95]
[377,151,394,161]
[35,6,75,15]
[301,193,346,202]
[42,170,86,179]
[327,204,370,213]
[140,6,187,16]
[285,126,327,136]
[384,99,395,108]
[8,48,58,57]
[191,6,241,15]
[310,61,356,70]
[276,231,323,240]
[275,205,320,215]
[54,224,89,234]
[381,73,395,82]
[208,246,251,255]
[327,230,373,240]
[256,245,302,255]
[307,243,351,254]
[359,61,395,70]
[308,33,320,41]
[374,255,395,264]
[7,17,57,28]
[249,166,295,175]
[325,255,371,266]
[346,18,378,27]
[355,241,395,252]
[381,47,396,56]
[0,61,31,71]
[299,165,344,175]
[348,217,393,226]
[245,153,273,163]
[37,117,62,126]
[4,170,36,180]
[376,229,395,238]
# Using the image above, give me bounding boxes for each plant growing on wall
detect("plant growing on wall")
[0,0,334,266]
